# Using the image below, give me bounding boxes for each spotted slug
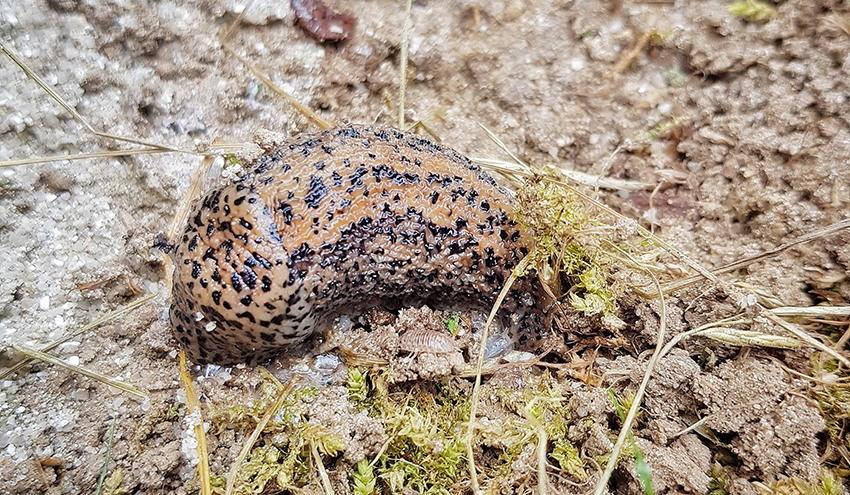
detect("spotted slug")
[169,124,545,365]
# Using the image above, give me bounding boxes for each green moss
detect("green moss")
[348,368,370,408]
[352,459,377,495]
[635,117,683,143]
[224,154,241,167]
[664,67,687,87]
[202,379,325,494]
[708,463,730,495]
[207,366,599,494]
[761,471,845,495]
[728,0,777,23]
[100,467,127,495]
[444,314,460,335]
[514,178,621,324]
[551,439,587,481]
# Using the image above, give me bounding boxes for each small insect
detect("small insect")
[398,328,459,355]
[169,124,546,365]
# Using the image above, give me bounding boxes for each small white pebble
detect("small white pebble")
[204,321,217,332]
[39,296,50,310]
[70,389,90,400]
[194,312,204,322]
[66,356,80,366]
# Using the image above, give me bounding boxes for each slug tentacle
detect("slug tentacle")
[170,124,545,365]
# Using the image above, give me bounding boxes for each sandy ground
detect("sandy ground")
[1,0,849,493]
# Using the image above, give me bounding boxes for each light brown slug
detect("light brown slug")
[169,124,545,365]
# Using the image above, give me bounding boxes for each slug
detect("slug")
[169,124,546,365]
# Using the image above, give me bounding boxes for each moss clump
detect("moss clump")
[708,462,731,495]
[375,379,470,495]
[514,177,623,326]
[352,459,377,495]
[205,381,334,494]
[757,471,844,495]
[728,0,777,23]
[197,356,607,495]
[483,372,587,485]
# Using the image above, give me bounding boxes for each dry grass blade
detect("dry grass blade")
[94,417,117,495]
[473,157,653,191]
[0,148,175,168]
[827,14,850,38]
[537,424,549,495]
[0,292,157,380]
[466,269,520,494]
[179,350,212,495]
[477,122,529,175]
[222,44,331,131]
[11,345,148,398]
[606,32,651,78]
[225,382,292,495]
[699,327,800,348]
[167,149,218,245]
[593,245,667,495]
[658,218,850,295]
[221,0,256,42]
[311,441,336,495]
[0,40,193,154]
[768,306,850,318]
[761,310,850,368]
[398,0,413,129]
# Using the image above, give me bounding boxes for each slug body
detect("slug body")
[170,124,544,365]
